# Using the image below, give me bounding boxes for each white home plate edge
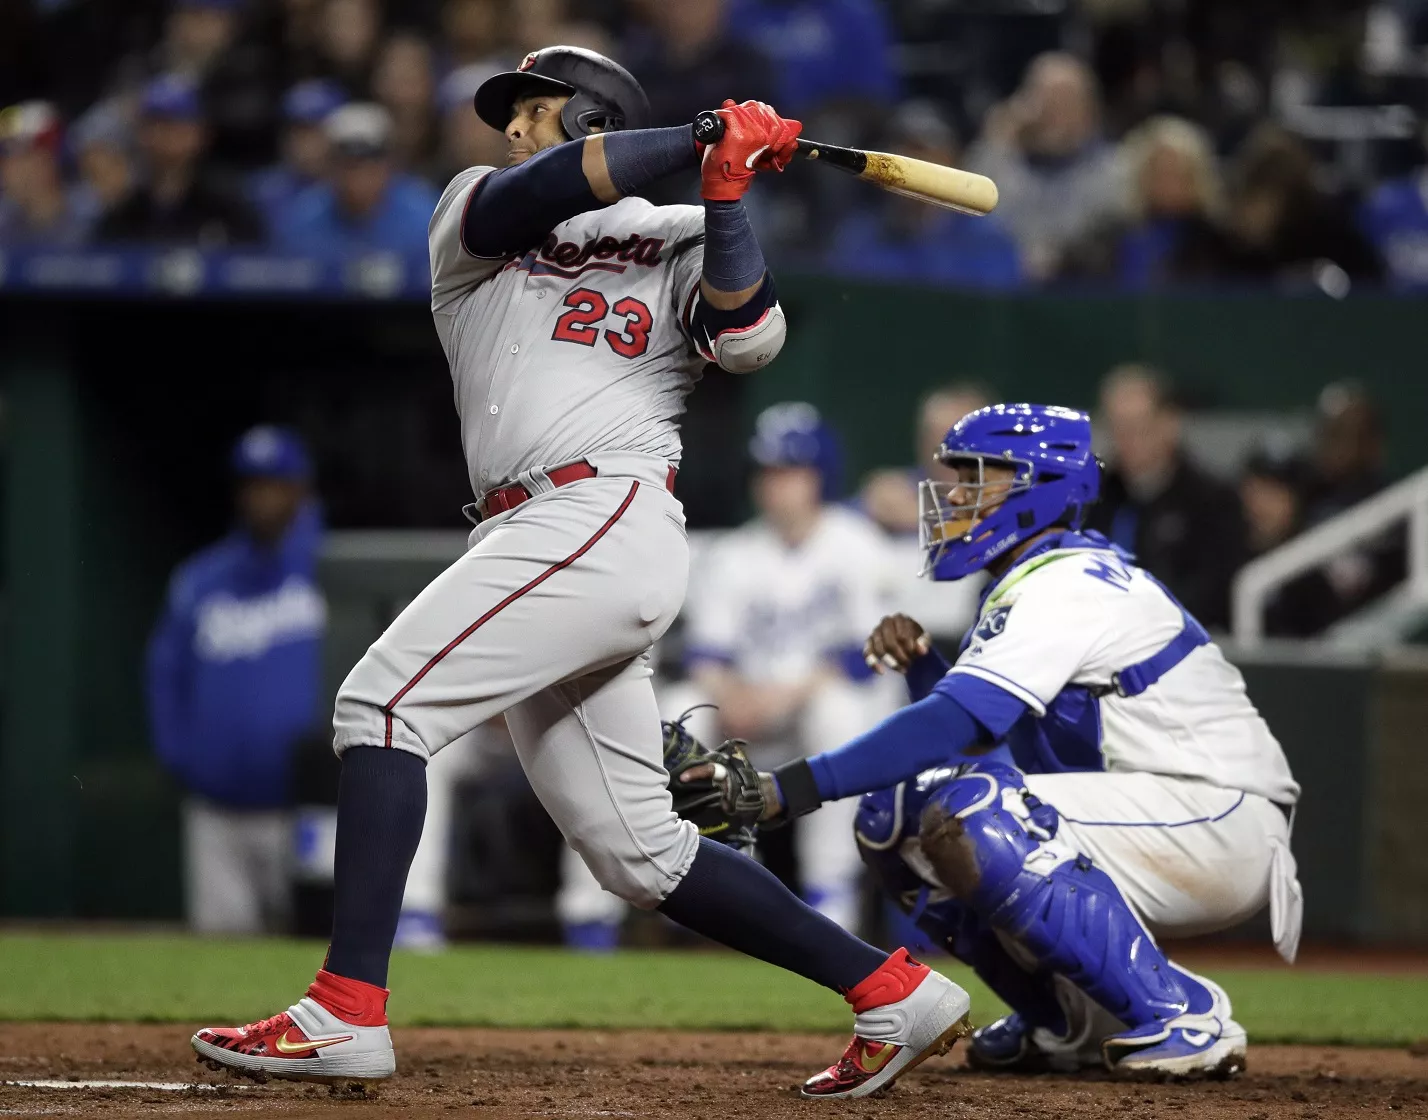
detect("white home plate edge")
[4,1080,254,1091]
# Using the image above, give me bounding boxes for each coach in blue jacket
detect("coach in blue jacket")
[147,426,326,933]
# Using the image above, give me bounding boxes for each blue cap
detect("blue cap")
[141,74,202,121]
[748,401,844,500]
[231,425,311,480]
[284,80,346,124]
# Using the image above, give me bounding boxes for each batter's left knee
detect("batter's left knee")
[566,810,700,910]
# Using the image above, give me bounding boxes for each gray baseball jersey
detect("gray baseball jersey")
[429,166,709,497]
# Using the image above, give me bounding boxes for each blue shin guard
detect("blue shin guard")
[915,762,1195,1035]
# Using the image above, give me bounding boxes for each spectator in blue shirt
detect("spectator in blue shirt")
[249,80,346,234]
[0,101,99,246]
[146,426,325,933]
[274,102,438,256]
[1359,146,1428,289]
[825,101,1022,289]
[723,0,898,116]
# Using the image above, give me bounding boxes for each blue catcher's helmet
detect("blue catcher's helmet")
[919,403,1099,581]
[748,402,843,500]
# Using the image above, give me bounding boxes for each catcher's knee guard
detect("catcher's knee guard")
[856,771,1066,1035]
[916,762,1199,1034]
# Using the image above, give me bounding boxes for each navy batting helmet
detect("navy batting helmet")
[473,45,650,139]
[748,402,844,500]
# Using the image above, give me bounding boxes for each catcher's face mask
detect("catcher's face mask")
[918,457,1024,577]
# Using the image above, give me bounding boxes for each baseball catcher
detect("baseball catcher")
[684,403,1303,1080]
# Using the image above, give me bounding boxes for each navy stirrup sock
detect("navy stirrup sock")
[657,837,886,992]
[325,746,428,988]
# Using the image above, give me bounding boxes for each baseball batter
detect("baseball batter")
[191,46,972,1100]
[695,403,1302,1080]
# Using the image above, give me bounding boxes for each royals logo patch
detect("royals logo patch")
[973,604,1012,642]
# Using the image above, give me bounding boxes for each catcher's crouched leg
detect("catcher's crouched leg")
[916,762,1246,1078]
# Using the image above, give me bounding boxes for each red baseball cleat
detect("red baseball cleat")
[191,970,395,1084]
[802,948,972,1099]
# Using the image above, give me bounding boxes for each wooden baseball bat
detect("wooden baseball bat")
[692,110,999,217]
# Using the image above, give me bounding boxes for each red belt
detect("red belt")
[477,460,676,518]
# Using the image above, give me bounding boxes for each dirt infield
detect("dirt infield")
[2,1025,1425,1119]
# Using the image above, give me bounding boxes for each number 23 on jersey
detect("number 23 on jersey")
[552,287,653,358]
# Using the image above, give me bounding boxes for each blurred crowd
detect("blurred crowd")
[5,0,1428,289]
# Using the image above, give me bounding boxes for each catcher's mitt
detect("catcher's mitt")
[662,709,766,851]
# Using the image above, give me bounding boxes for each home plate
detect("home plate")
[3,1080,254,1091]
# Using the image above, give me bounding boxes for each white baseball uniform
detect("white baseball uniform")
[333,166,757,909]
[938,541,1304,957]
[668,507,901,928]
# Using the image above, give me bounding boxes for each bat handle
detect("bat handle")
[692,110,726,146]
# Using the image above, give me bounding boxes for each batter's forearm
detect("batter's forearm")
[700,199,766,307]
[687,199,785,370]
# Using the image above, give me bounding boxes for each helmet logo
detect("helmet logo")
[518,51,539,72]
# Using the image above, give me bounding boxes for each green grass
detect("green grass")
[0,932,1423,1046]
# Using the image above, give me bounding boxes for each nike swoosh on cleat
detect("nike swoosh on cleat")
[1179,1031,1212,1047]
[274,1032,355,1054]
[859,1043,899,1073]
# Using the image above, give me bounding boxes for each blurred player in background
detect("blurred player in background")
[860,383,991,642]
[146,426,325,934]
[671,402,898,931]
[734,403,1302,1078]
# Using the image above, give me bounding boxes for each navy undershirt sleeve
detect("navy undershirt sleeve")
[905,648,953,702]
[805,691,984,803]
[462,126,700,258]
[462,141,596,257]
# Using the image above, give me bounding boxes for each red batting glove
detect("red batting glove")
[755,113,802,172]
[700,99,804,202]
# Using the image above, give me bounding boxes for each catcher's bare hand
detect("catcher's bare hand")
[863,613,931,674]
